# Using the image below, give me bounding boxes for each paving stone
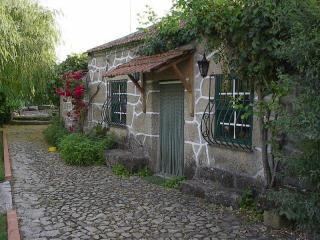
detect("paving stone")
[8,125,294,240]
[106,232,117,237]
[40,229,60,237]
[0,181,13,213]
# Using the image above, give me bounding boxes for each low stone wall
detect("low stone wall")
[197,166,264,191]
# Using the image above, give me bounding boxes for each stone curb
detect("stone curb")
[7,210,21,240]
[3,127,21,240]
[3,129,12,181]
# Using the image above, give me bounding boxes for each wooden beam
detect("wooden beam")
[155,54,192,73]
[172,64,192,92]
[128,74,144,93]
[171,56,195,117]
[186,56,195,117]
[141,73,146,113]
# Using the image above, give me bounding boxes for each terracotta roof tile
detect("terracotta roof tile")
[87,30,145,53]
[104,49,193,77]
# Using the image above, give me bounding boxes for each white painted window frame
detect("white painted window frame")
[218,79,251,139]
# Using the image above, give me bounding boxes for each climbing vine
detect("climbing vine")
[55,71,86,132]
[139,6,197,56]
[141,0,320,234]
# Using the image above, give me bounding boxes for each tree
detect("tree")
[141,0,320,234]
[0,0,59,118]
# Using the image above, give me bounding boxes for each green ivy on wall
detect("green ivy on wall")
[140,0,320,234]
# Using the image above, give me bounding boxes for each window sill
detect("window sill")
[205,138,253,152]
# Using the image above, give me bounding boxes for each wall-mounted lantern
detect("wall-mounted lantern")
[197,53,209,78]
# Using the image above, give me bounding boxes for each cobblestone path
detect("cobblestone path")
[8,125,294,240]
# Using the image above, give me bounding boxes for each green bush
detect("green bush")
[0,104,11,125]
[239,189,255,210]
[0,90,21,125]
[136,167,153,178]
[269,189,320,236]
[112,163,131,177]
[0,132,4,182]
[86,124,109,140]
[43,117,68,147]
[238,189,263,221]
[59,133,114,166]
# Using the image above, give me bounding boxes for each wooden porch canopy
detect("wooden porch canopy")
[103,48,195,115]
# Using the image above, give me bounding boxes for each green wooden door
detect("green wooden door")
[160,83,184,176]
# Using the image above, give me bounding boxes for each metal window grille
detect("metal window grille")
[101,80,127,126]
[200,74,253,151]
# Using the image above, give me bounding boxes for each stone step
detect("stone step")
[13,115,51,121]
[180,179,241,208]
[10,120,51,125]
[105,149,148,173]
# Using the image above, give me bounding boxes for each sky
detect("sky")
[37,0,173,62]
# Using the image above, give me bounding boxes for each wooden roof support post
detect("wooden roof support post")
[141,73,146,113]
[187,57,195,117]
[128,73,146,113]
[172,64,192,92]
[128,74,143,92]
[172,62,194,117]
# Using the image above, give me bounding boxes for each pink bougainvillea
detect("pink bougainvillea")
[55,70,87,132]
[73,85,85,99]
[72,70,83,80]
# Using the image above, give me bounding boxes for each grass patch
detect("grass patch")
[0,214,7,240]
[144,175,167,185]
[163,176,186,188]
[112,164,131,177]
[0,131,4,182]
[112,164,153,178]
[136,167,153,178]
[143,175,186,189]
[110,163,186,189]
[109,163,185,189]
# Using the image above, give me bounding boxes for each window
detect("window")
[214,74,253,146]
[106,80,127,126]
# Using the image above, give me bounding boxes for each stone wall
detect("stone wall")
[143,48,264,183]
[126,80,160,171]
[60,43,161,171]
[60,42,264,185]
[86,45,139,128]
[182,48,264,184]
[60,97,73,130]
[60,45,138,128]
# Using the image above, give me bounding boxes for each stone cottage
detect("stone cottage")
[61,30,264,190]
